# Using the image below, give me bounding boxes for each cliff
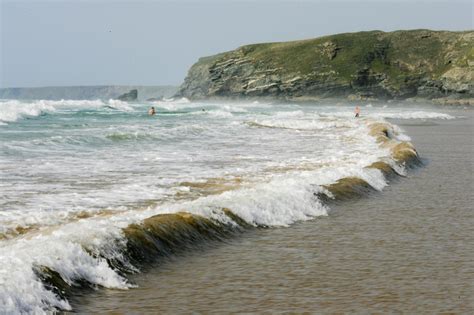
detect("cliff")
[177,30,473,100]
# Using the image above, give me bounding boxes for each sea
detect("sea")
[0,98,471,313]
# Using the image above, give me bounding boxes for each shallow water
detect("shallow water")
[0,98,470,313]
[72,108,473,313]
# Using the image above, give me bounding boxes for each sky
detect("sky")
[0,0,472,88]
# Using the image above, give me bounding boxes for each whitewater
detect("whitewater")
[0,98,456,313]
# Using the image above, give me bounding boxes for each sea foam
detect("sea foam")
[0,99,132,123]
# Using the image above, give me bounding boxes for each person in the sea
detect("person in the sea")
[148,107,156,116]
[355,105,361,118]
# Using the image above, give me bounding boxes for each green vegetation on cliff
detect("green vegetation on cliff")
[178,30,473,100]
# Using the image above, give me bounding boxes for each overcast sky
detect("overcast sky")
[0,0,472,88]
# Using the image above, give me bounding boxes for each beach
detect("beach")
[2,0,472,313]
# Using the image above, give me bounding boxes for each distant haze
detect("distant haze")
[1,0,472,88]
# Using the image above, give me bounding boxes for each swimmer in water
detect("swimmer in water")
[148,107,156,116]
[355,106,360,118]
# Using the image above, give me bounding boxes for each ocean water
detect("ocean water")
[0,98,459,313]
[73,109,474,314]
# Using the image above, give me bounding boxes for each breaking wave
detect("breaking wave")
[248,118,352,130]
[0,99,132,123]
[0,119,421,314]
[1,100,453,314]
[319,110,455,120]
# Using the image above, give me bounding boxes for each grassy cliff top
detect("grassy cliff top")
[203,30,472,78]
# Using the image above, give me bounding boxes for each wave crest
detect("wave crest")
[0,99,133,123]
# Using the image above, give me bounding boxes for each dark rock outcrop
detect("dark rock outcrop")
[146,96,163,102]
[117,89,138,101]
[177,30,473,101]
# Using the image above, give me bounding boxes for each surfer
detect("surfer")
[355,106,361,118]
[148,107,156,116]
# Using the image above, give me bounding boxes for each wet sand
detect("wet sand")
[72,108,474,314]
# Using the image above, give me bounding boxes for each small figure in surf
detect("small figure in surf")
[354,106,361,118]
[148,107,156,116]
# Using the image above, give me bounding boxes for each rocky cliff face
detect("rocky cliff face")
[177,30,473,100]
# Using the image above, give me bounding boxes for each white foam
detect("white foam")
[249,118,353,130]
[373,111,455,120]
[168,162,387,227]
[153,98,193,111]
[0,99,137,123]
[0,220,131,314]
[0,100,57,122]
[106,99,133,111]
[273,110,306,118]
[207,110,234,118]
[319,109,455,120]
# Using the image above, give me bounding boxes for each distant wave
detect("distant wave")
[319,110,455,120]
[372,111,455,120]
[105,99,134,111]
[247,118,353,130]
[0,99,132,123]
